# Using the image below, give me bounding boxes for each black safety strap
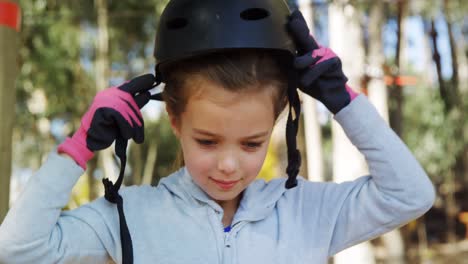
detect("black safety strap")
[102,74,164,264]
[285,72,301,189]
[102,137,133,264]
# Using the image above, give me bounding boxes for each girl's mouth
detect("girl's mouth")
[211,178,240,190]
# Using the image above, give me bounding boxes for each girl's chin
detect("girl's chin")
[208,189,243,202]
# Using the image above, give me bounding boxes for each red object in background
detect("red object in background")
[384,75,418,86]
[0,1,20,32]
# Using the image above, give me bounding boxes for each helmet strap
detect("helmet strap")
[285,72,301,189]
[102,71,164,264]
[102,136,134,264]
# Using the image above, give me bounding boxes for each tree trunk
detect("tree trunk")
[443,2,466,243]
[444,6,467,195]
[429,20,448,110]
[428,17,459,245]
[94,0,117,187]
[417,216,429,263]
[443,0,459,99]
[142,143,158,185]
[367,1,389,122]
[455,26,468,93]
[299,0,324,182]
[328,1,374,263]
[389,0,407,137]
[87,156,101,201]
[422,18,437,88]
[368,3,405,263]
[128,143,143,185]
[452,21,468,186]
[0,0,19,222]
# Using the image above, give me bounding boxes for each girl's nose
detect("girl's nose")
[217,151,238,175]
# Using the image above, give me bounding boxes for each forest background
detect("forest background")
[0,0,467,263]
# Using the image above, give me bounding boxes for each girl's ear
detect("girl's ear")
[166,105,181,138]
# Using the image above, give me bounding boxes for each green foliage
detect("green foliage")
[18,0,94,116]
[102,0,170,73]
[402,86,467,183]
[138,113,179,185]
[151,114,179,183]
[15,0,94,168]
[14,0,171,169]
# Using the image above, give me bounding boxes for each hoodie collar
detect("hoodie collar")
[159,167,288,223]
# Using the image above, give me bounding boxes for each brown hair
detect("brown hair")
[161,49,290,168]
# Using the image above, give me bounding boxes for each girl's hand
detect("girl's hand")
[287,10,358,114]
[57,74,155,169]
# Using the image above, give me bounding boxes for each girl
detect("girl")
[0,1,435,263]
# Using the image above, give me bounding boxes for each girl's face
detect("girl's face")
[169,76,276,207]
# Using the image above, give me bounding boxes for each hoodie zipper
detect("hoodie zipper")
[222,221,232,264]
[222,221,248,264]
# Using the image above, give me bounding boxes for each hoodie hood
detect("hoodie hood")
[158,167,288,223]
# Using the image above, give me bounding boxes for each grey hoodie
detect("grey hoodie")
[0,95,435,264]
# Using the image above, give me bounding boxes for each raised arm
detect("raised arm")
[0,75,154,263]
[326,95,434,255]
[286,10,435,256]
[0,153,112,263]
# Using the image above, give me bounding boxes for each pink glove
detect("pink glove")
[58,74,155,169]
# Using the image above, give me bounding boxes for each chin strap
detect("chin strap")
[102,75,163,264]
[285,70,301,189]
[102,137,133,264]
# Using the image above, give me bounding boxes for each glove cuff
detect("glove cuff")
[345,84,359,101]
[57,133,94,170]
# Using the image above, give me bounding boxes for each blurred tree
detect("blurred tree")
[366,2,405,263]
[366,1,389,123]
[423,0,467,244]
[14,1,96,205]
[442,0,467,193]
[14,0,94,170]
[403,84,467,244]
[328,1,374,263]
[147,114,179,185]
[0,0,20,222]
[125,110,179,186]
[12,0,172,203]
[408,0,465,248]
[388,0,408,137]
[104,0,170,188]
[298,0,325,182]
[90,0,116,200]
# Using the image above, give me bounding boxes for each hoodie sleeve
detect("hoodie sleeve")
[0,152,112,264]
[301,95,435,256]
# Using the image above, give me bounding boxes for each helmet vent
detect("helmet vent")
[240,8,270,21]
[166,17,188,30]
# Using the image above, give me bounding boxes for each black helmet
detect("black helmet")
[154,0,296,81]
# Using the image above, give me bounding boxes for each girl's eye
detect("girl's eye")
[244,142,263,149]
[196,139,216,146]
[195,139,263,149]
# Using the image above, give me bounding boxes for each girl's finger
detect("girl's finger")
[134,91,151,109]
[294,52,322,69]
[287,10,319,53]
[118,74,156,95]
